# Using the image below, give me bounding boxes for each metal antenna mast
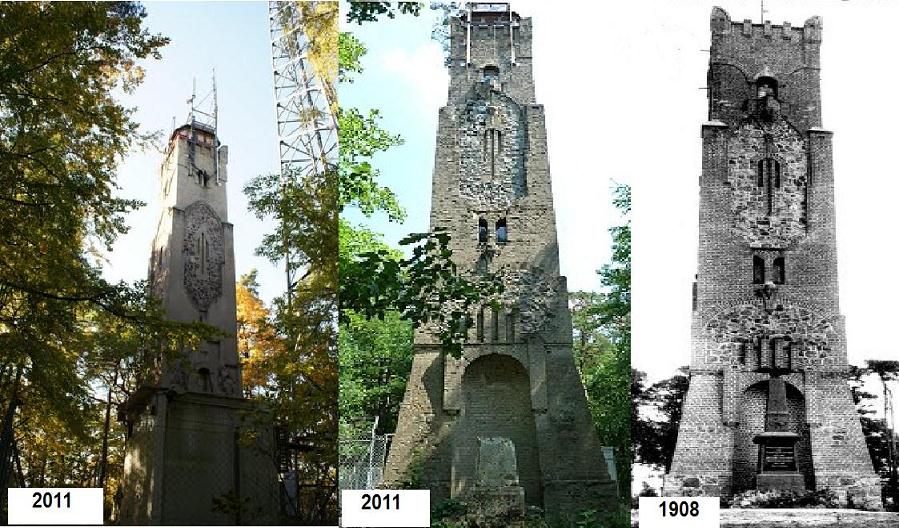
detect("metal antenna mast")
[184,72,222,184]
[268,1,337,305]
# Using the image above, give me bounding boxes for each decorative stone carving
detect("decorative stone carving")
[498,267,557,334]
[458,89,527,209]
[183,201,225,310]
[726,119,807,247]
[704,303,835,367]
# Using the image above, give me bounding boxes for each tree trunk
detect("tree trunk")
[98,363,120,491]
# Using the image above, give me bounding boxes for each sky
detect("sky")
[102,2,283,304]
[342,0,899,386]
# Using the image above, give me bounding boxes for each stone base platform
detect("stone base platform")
[721,509,899,527]
[633,509,899,527]
[756,473,805,493]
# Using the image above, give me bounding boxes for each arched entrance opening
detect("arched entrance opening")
[453,354,543,506]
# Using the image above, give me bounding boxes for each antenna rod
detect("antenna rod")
[213,68,219,184]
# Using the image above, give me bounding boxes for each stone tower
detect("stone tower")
[119,117,278,524]
[383,3,617,519]
[664,8,880,508]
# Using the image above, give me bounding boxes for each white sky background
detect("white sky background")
[101,2,283,304]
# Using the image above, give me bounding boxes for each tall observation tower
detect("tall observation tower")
[664,8,880,509]
[383,3,618,520]
[119,84,279,525]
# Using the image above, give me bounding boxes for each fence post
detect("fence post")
[366,417,379,489]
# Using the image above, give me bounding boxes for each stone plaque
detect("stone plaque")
[762,445,796,472]
[476,437,519,488]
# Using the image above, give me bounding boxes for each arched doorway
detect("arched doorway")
[453,354,543,506]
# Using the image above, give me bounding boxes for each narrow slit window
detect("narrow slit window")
[753,255,765,284]
[496,218,507,243]
[773,256,785,285]
[757,159,765,187]
[773,160,781,188]
[478,218,488,243]
[477,307,485,342]
[754,337,763,370]
[492,307,500,341]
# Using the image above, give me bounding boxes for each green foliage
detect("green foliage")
[572,507,631,528]
[244,68,340,523]
[596,184,631,349]
[339,310,413,438]
[243,172,339,524]
[338,107,405,220]
[338,32,366,83]
[432,498,469,522]
[346,1,422,24]
[0,0,174,427]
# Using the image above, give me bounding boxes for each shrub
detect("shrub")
[728,488,839,509]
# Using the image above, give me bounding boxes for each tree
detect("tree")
[849,365,892,476]
[339,310,413,439]
[345,1,422,24]
[244,163,339,524]
[245,3,341,521]
[236,271,281,397]
[0,0,171,429]
[630,366,690,473]
[574,184,632,503]
[0,4,224,519]
[855,361,899,507]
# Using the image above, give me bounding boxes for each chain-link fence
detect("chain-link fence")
[339,433,392,490]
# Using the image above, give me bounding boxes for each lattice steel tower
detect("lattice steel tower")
[268,0,337,300]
